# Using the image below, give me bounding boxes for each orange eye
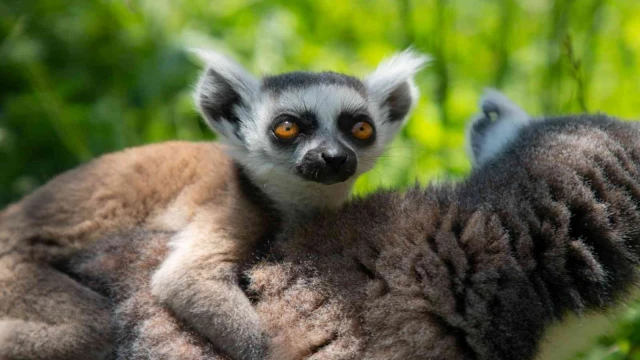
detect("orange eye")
[351,121,373,140]
[273,121,300,140]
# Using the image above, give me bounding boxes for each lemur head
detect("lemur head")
[466,89,532,167]
[194,49,428,200]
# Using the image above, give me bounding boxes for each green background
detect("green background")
[1,0,640,358]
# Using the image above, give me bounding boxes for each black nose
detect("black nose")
[322,152,348,172]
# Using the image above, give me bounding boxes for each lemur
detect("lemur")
[0,49,428,360]
[466,90,640,360]
[465,88,532,167]
[21,90,640,360]
[151,49,428,359]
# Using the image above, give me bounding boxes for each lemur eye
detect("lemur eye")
[273,120,300,140]
[351,121,374,140]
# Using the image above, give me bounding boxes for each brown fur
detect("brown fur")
[1,50,426,360]
[0,141,275,359]
[0,141,265,259]
[68,227,363,359]
[0,254,113,360]
[4,115,640,359]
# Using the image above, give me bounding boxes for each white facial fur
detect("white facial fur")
[194,49,429,221]
[466,89,532,167]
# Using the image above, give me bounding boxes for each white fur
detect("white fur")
[151,217,268,359]
[365,49,430,127]
[216,85,368,220]
[192,49,260,146]
[191,48,259,98]
[148,49,430,359]
[466,89,532,167]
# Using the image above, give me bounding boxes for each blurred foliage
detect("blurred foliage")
[1,0,640,358]
[571,296,640,360]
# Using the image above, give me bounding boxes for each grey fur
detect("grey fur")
[466,89,531,166]
[158,49,426,360]
[66,112,640,359]
[264,113,640,359]
[193,49,429,221]
[4,86,640,359]
[261,71,366,95]
[0,49,428,360]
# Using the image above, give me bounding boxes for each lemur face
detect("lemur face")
[256,73,375,185]
[194,49,429,186]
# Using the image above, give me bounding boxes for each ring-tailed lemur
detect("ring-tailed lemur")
[6,87,640,360]
[192,49,429,220]
[150,49,428,359]
[0,49,428,360]
[466,88,532,167]
[465,90,640,360]
[62,92,640,360]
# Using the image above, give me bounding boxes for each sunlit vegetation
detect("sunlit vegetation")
[1,0,640,357]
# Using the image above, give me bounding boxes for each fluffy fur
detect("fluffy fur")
[0,256,113,360]
[244,112,640,359]
[5,109,640,359]
[0,49,428,360]
[85,112,640,359]
[151,49,425,359]
[466,89,532,166]
[0,142,279,359]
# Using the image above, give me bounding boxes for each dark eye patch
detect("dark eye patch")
[337,111,376,146]
[296,111,319,130]
[268,111,318,147]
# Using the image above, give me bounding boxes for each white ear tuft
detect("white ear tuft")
[365,49,431,99]
[191,48,259,144]
[191,48,259,97]
[365,49,431,124]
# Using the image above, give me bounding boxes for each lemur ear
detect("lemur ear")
[193,49,259,145]
[365,49,430,125]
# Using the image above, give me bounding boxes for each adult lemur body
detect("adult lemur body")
[0,50,427,360]
[6,69,640,359]
[24,90,640,360]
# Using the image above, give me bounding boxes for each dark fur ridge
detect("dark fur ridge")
[66,114,640,359]
[261,72,366,95]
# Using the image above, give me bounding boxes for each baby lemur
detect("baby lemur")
[0,49,428,360]
[152,49,427,358]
